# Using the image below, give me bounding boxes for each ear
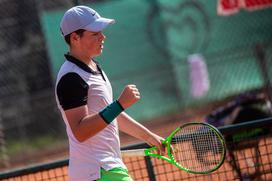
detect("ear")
[70,32,80,44]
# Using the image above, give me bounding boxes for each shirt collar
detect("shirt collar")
[64,54,102,74]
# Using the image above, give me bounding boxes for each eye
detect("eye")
[92,33,99,36]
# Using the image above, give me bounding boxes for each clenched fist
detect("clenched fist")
[118,85,140,109]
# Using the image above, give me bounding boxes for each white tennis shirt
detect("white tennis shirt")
[55,54,126,181]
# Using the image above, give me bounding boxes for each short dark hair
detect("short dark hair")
[64,29,86,45]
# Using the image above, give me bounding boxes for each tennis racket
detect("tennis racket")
[122,122,226,174]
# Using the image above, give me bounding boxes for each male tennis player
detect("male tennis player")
[55,5,165,181]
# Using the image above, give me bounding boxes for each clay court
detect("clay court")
[1,118,271,181]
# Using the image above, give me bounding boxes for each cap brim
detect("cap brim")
[83,17,115,32]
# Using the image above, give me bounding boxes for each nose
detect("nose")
[100,32,106,41]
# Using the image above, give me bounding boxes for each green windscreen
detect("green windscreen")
[40,0,272,121]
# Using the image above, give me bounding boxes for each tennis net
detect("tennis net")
[0,118,271,181]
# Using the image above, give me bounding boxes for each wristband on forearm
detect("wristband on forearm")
[99,100,124,124]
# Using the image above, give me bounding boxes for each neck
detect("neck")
[69,50,97,71]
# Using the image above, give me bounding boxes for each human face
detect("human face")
[75,31,106,58]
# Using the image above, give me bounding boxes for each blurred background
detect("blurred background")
[0,0,271,178]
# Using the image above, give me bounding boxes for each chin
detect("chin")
[97,50,103,56]
[92,51,102,57]
[93,52,102,58]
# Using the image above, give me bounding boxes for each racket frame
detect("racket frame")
[145,122,226,174]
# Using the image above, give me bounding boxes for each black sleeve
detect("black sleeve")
[56,72,88,110]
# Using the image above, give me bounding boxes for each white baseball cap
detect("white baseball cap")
[60,5,115,36]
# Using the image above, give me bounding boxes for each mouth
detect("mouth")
[100,41,104,49]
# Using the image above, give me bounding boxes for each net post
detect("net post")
[144,156,156,181]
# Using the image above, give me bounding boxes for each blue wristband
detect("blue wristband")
[99,100,124,124]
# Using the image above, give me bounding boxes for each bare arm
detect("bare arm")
[118,112,165,153]
[64,105,108,142]
[64,85,140,142]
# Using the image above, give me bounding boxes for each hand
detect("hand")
[147,133,166,155]
[118,85,140,109]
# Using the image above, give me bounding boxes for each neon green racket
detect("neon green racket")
[122,122,226,174]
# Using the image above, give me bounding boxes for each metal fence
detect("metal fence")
[0,118,271,181]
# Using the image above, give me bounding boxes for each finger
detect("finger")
[130,87,139,91]
[162,144,167,155]
[134,96,140,100]
[127,84,136,88]
[157,146,163,155]
[135,95,140,99]
[133,90,140,95]
[161,140,167,155]
[162,146,167,155]
[155,143,164,155]
[169,145,174,154]
[131,90,139,95]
